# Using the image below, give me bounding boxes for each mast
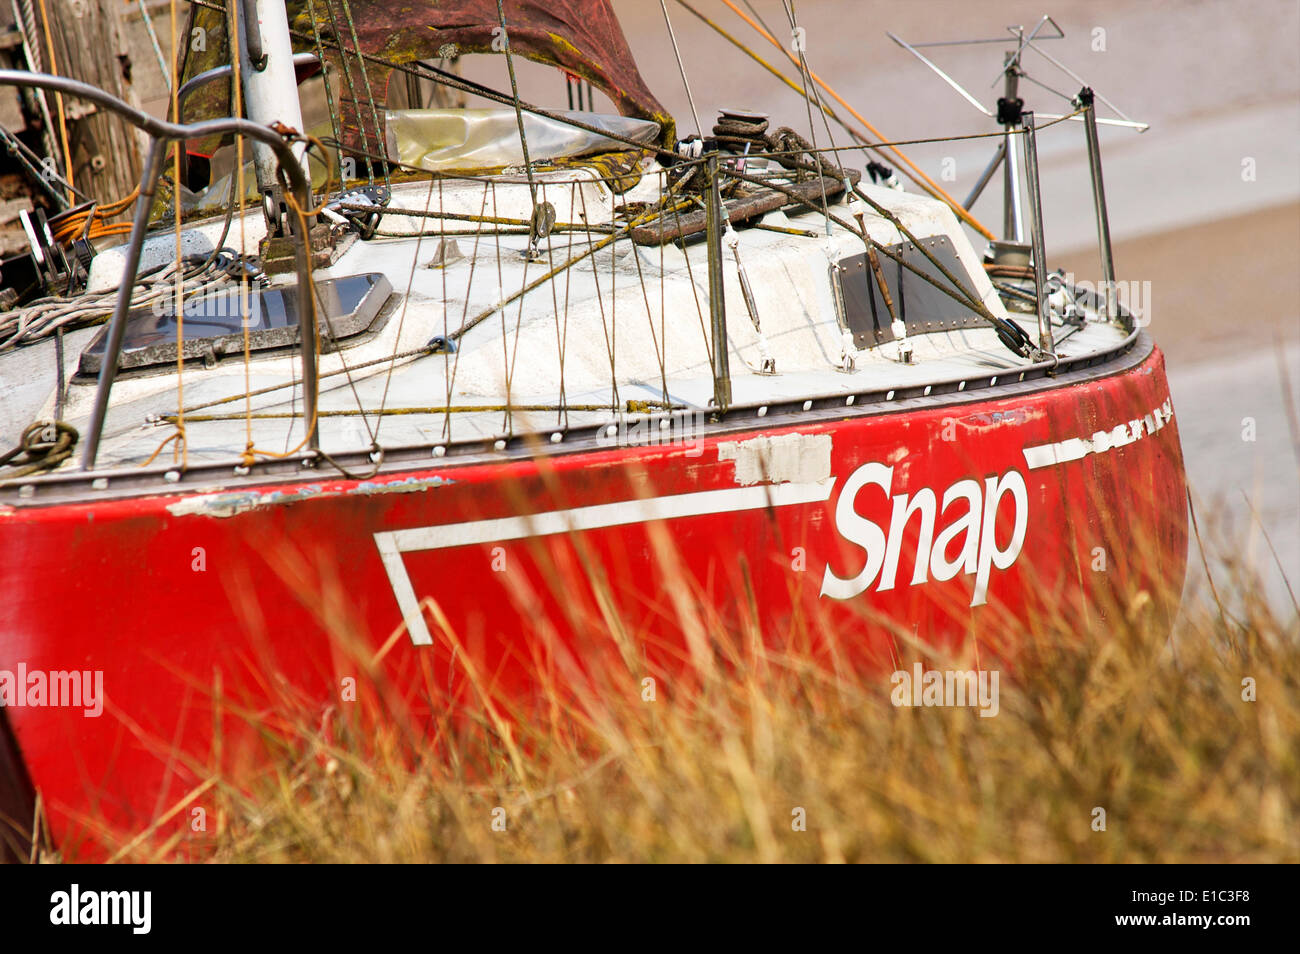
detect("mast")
[236,0,308,228]
[233,0,318,454]
[998,51,1024,244]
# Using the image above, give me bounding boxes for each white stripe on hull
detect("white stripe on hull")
[1022,398,1173,470]
[375,479,836,645]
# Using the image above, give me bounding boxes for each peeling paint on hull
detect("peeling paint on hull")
[165,476,455,517]
[718,432,833,485]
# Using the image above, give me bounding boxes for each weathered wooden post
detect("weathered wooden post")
[29,0,142,202]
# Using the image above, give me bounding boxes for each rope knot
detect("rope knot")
[0,421,78,476]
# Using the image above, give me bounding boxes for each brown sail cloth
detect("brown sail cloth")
[180,0,674,162]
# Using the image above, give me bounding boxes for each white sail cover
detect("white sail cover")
[385,108,660,172]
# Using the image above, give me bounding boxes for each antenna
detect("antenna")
[887,14,1147,246]
[887,16,1148,132]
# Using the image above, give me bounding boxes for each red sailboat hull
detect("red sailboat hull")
[0,337,1188,853]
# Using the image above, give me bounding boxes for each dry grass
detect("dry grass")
[94,524,1293,866]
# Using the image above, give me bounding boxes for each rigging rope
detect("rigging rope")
[303,0,346,188]
[320,0,375,183]
[713,0,995,240]
[658,0,703,140]
[0,259,230,351]
[0,421,77,479]
[495,0,537,211]
[136,0,173,84]
[34,0,73,205]
[773,0,832,233]
[335,0,390,190]
[373,169,441,442]
[47,188,140,243]
[22,2,1087,472]
[779,0,849,187]
[728,156,1036,355]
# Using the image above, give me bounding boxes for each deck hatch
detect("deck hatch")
[836,236,985,348]
[77,273,393,377]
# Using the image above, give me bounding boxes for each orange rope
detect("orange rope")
[54,221,133,241]
[716,0,994,241]
[219,3,321,466]
[144,4,321,470]
[139,429,183,468]
[35,0,74,205]
[227,0,253,465]
[49,186,142,243]
[96,188,141,217]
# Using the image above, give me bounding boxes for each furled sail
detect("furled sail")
[180,0,674,164]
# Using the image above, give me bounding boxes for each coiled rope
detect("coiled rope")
[0,421,78,479]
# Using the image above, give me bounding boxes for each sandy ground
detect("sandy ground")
[1060,204,1300,615]
[1082,205,1300,616]
[1057,201,1300,367]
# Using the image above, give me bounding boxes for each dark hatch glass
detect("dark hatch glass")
[79,273,392,376]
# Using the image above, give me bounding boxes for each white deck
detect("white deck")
[2,164,1129,474]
